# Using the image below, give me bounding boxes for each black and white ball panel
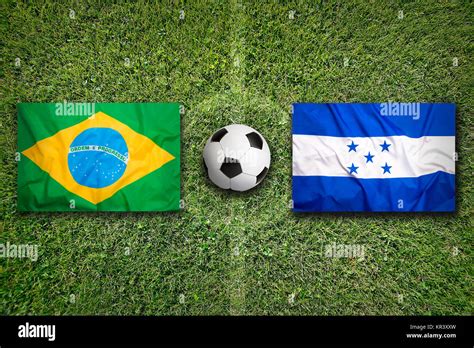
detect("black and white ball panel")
[230,173,257,191]
[210,127,228,142]
[239,144,270,176]
[208,167,231,189]
[223,124,256,137]
[219,131,251,159]
[246,132,263,149]
[203,141,230,189]
[220,160,242,178]
[203,141,224,170]
[204,124,271,191]
[256,167,268,185]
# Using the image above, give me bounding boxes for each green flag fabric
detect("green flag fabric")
[17,103,180,212]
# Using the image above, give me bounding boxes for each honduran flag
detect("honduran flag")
[292,103,456,212]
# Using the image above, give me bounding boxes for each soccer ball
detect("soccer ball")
[203,124,271,191]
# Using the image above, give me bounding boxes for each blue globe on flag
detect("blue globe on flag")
[68,127,129,188]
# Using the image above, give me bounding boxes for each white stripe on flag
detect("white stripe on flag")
[293,135,455,178]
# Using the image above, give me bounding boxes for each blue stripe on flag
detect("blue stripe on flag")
[292,171,455,212]
[293,103,455,137]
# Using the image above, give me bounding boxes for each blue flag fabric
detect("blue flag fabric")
[292,103,456,212]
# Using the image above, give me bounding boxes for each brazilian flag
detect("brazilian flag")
[17,103,180,211]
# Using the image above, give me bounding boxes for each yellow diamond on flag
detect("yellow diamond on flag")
[22,111,175,205]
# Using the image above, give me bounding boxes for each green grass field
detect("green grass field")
[1,0,472,315]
